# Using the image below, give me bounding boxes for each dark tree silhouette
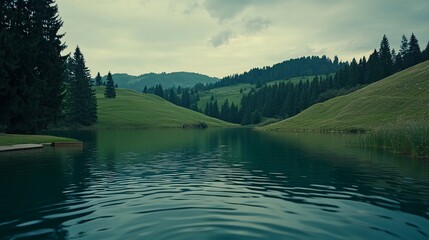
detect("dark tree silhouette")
[64,46,97,126]
[0,0,66,133]
[104,72,116,98]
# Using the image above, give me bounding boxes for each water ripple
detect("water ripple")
[1,132,429,240]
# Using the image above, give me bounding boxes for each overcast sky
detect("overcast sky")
[57,0,429,78]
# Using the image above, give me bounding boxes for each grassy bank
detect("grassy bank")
[262,60,429,132]
[0,134,79,146]
[96,87,235,129]
[360,120,429,159]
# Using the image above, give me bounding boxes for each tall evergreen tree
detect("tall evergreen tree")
[95,72,102,86]
[230,103,239,123]
[204,102,210,116]
[349,58,359,86]
[211,100,219,118]
[64,46,97,126]
[423,42,429,61]
[366,49,381,83]
[405,33,421,68]
[399,35,409,60]
[220,99,231,122]
[378,35,393,78]
[358,57,368,84]
[104,71,116,98]
[180,89,191,108]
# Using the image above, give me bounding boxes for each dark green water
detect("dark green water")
[1,129,428,240]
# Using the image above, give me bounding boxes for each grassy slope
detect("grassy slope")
[96,87,235,128]
[0,134,78,146]
[263,60,429,132]
[197,83,253,110]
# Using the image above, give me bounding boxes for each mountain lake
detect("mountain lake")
[0,129,428,240]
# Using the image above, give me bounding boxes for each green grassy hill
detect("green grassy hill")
[95,87,235,128]
[263,60,429,132]
[197,83,253,110]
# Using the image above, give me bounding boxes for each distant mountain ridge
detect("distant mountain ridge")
[101,72,219,91]
[207,55,343,89]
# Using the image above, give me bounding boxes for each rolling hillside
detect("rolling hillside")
[263,60,429,132]
[101,72,219,91]
[197,83,253,110]
[95,87,234,128]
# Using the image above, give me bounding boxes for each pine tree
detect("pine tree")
[358,57,368,84]
[168,88,178,105]
[349,58,359,86]
[366,49,381,83]
[378,35,393,78]
[423,42,429,61]
[211,100,219,118]
[95,72,102,86]
[181,89,191,108]
[333,55,339,66]
[153,84,164,98]
[399,35,409,60]
[104,71,116,98]
[143,86,148,93]
[405,33,421,68]
[204,102,210,116]
[230,103,239,123]
[64,46,97,126]
[220,100,231,122]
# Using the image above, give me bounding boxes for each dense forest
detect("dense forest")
[0,1,66,133]
[0,1,111,133]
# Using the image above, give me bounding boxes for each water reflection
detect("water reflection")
[0,129,428,239]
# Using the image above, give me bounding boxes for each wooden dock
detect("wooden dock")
[0,144,44,152]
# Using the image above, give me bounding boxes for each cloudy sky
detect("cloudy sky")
[57,0,429,78]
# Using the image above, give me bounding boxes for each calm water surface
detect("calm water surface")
[0,129,428,239]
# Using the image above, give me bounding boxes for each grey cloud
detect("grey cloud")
[245,17,271,33]
[57,0,429,78]
[209,30,233,47]
[204,0,255,22]
[183,2,200,15]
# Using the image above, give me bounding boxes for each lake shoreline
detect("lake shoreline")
[0,133,81,150]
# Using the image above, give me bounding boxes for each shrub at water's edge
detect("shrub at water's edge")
[360,120,429,159]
